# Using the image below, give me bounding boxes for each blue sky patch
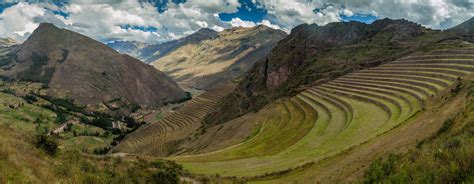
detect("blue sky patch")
[219,0,267,22]
[0,2,17,13]
[120,24,158,32]
[341,13,378,24]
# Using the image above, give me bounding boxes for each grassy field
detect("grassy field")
[0,82,187,183]
[0,82,122,155]
[0,121,185,183]
[160,44,474,181]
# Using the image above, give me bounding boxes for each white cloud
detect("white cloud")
[259,19,281,30]
[229,17,257,27]
[254,0,341,29]
[254,0,473,30]
[0,2,45,41]
[0,0,472,44]
[229,18,283,32]
[0,0,241,43]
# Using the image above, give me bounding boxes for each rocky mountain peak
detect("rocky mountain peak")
[1,23,187,110]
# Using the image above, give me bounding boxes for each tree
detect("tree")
[34,134,59,156]
[56,113,68,124]
[151,168,179,184]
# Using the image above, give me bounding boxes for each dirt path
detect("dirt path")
[49,120,79,135]
[180,176,202,184]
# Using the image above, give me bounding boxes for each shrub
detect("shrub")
[23,94,38,104]
[123,116,138,128]
[90,116,112,130]
[363,154,399,184]
[92,146,111,155]
[55,113,68,124]
[436,119,454,136]
[34,134,59,156]
[151,169,179,184]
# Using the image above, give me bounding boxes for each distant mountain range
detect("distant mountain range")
[107,28,219,63]
[0,23,187,111]
[150,25,287,89]
[0,38,17,47]
[109,26,287,90]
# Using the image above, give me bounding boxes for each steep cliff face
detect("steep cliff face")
[0,23,187,108]
[205,18,437,125]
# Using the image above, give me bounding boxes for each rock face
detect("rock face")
[1,23,187,108]
[150,25,287,89]
[205,18,438,125]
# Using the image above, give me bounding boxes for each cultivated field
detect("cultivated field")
[111,83,235,156]
[167,44,474,180]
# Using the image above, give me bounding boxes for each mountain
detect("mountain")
[0,23,187,109]
[107,28,218,63]
[0,37,17,47]
[151,25,287,89]
[448,17,473,42]
[141,28,219,63]
[449,17,473,32]
[205,18,447,125]
[106,40,147,59]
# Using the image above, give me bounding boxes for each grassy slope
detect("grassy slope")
[164,44,473,182]
[0,91,184,183]
[252,76,473,183]
[362,80,474,183]
[172,94,395,177]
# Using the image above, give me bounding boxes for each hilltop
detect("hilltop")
[0,23,187,112]
[151,25,287,89]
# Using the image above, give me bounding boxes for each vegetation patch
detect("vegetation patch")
[364,81,474,183]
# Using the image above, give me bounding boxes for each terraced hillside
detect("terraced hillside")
[111,83,235,156]
[166,44,474,181]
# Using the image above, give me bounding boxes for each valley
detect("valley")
[0,2,472,182]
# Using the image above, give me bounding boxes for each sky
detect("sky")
[0,0,472,44]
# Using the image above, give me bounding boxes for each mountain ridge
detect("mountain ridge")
[151,25,287,89]
[0,22,187,110]
[108,27,219,63]
[204,18,460,125]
